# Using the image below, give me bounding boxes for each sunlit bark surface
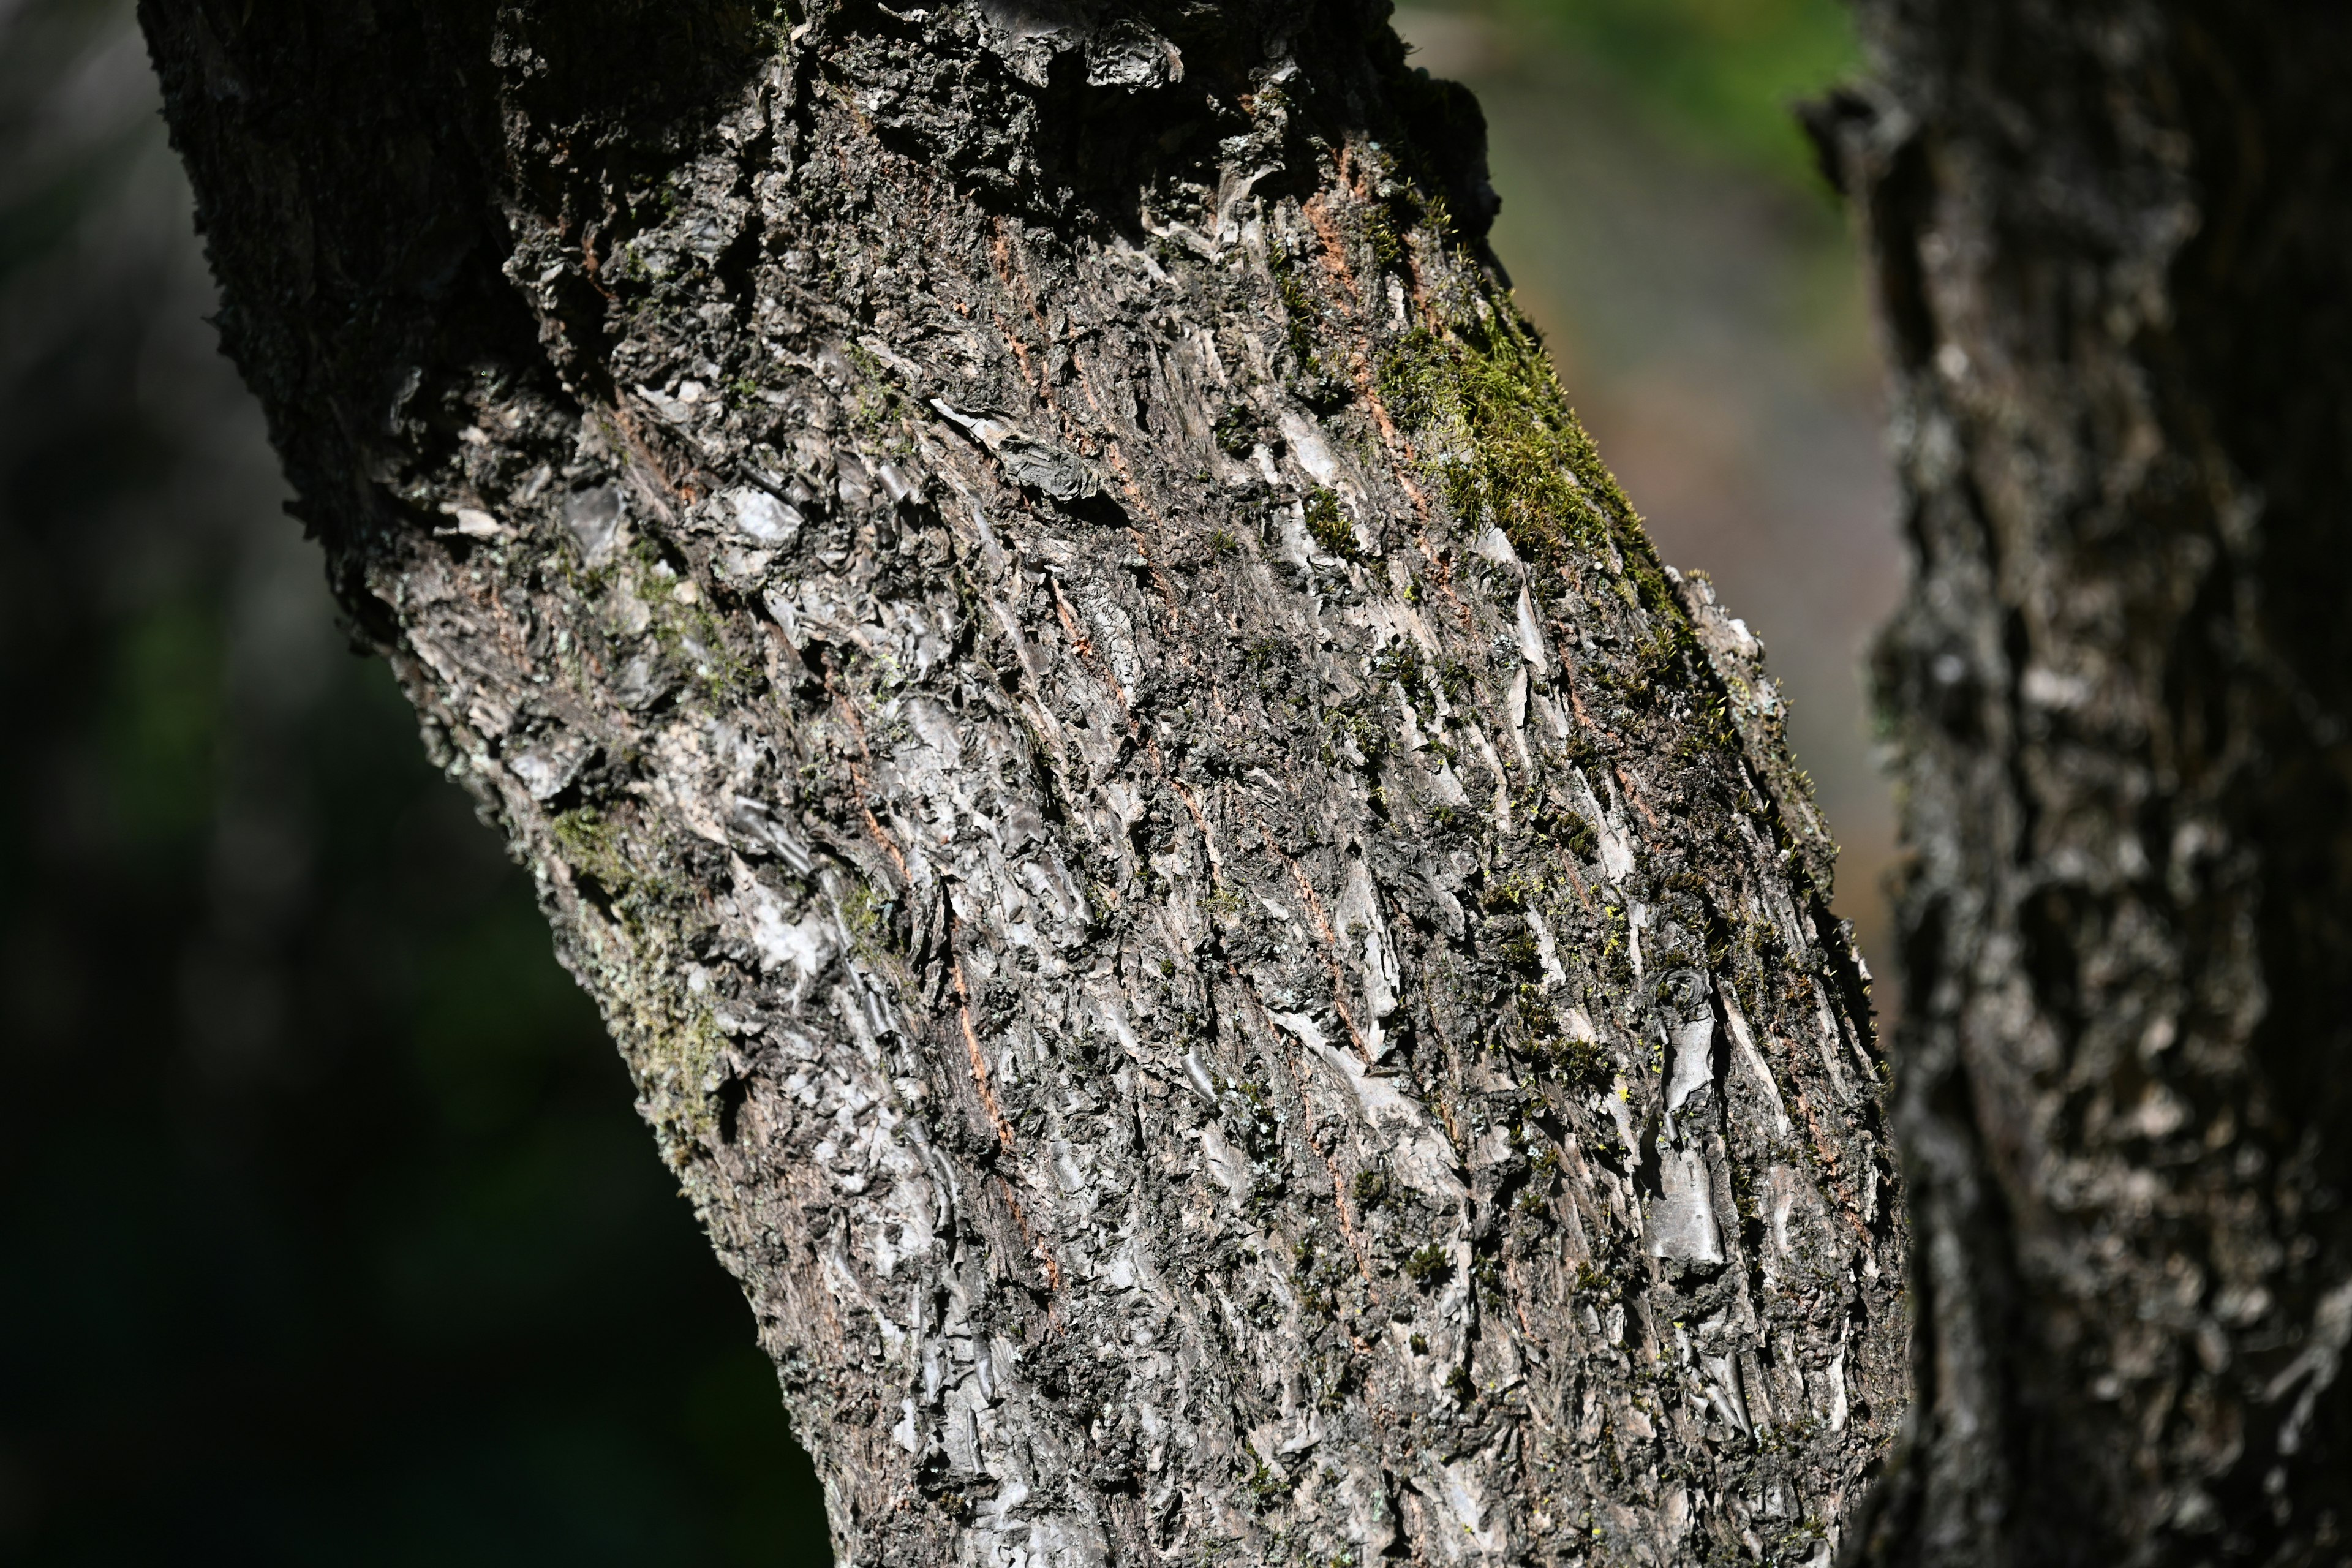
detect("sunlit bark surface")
[141,2,1904,1562]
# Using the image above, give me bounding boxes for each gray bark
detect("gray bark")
[1813,2,2352,1562]
[138,2,1904,1563]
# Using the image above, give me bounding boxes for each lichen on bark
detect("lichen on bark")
[142,1,1905,1562]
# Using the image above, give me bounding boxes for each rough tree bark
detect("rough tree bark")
[1812,2,2352,1562]
[139,3,1906,1563]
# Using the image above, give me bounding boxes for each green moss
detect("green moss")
[1244,1456,1291,1512]
[1378,314,1635,567]
[1212,405,1257,456]
[1510,979,1607,1088]
[1270,243,1324,372]
[1329,698,1391,766]
[1242,635,1298,701]
[631,556,759,701]
[543,820,732,1160]
[842,343,914,451]
[1202,883,1248,922]
[1302,487,1354,557]
[1365,208,1402,270]
[1562,1031,1608,1087]
[552,807,633,891]
[1482,867,1553,910]
[1270,241,1351,408]
[1371,638,1430,712]
[1730,1153,1760,1227]
[649,1006,731,1160]
[845,881,888,941]
[1564,813,1599,859]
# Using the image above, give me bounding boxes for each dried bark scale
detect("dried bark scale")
[140,2,1904,1563]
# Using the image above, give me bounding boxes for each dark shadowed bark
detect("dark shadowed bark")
[138,2,1906,1564]
[1811,2,2352,1562]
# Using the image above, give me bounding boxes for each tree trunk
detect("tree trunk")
[1812,2,2352,1561]
[138,2,1905,1562]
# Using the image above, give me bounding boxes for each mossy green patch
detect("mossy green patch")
[842,343,917,454]
[638,1001,732,1165]
[1212,404,1257,456]
[1328,696,1391,766]
[1302,487,1354,557]
[552,807,633,891]
[1378,311,1643,571]
[1270,241,1323,367]
[1270,239,1351,409]
[545,807,729,1156]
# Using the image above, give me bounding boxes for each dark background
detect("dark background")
[0,0,1882,1560]
[0,2,828,1559]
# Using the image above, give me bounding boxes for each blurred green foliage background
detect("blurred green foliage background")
[1505,0,1861,178]
[0,0,1885,1561]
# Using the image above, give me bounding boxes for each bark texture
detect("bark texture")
[1814,2,2352,1562]
[140,3,1904,1563]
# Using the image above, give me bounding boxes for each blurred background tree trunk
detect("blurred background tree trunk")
[1816,2,2352,1561]
[132,1,1910,1563]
